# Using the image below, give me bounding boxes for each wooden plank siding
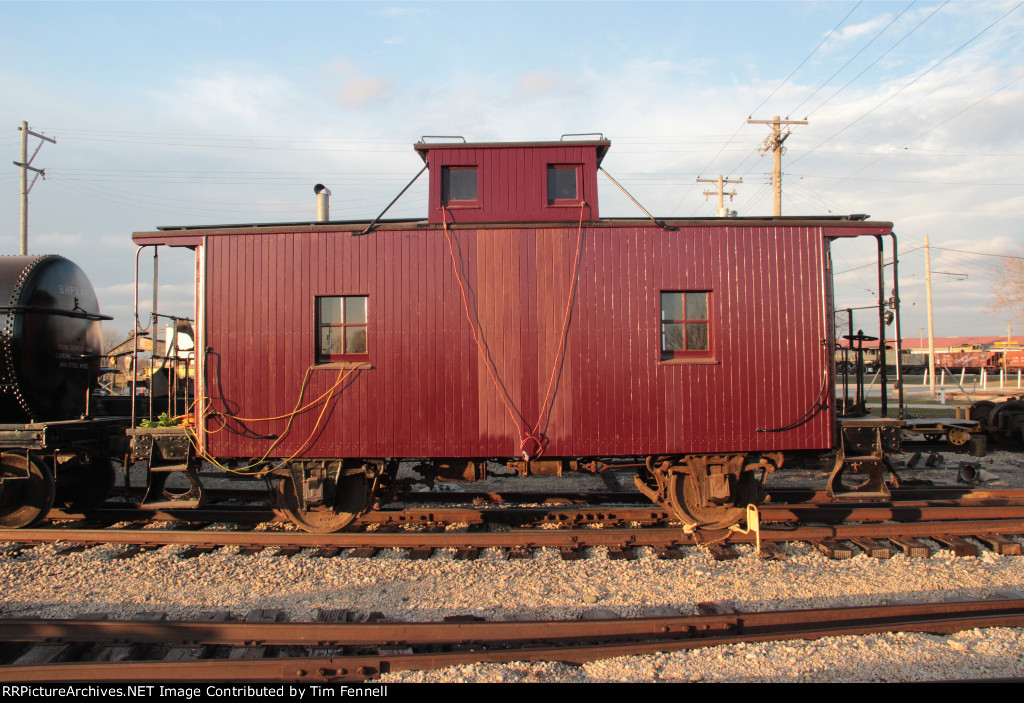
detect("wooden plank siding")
[192,220,871,461]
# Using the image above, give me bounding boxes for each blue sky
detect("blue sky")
[2,0,1024,340]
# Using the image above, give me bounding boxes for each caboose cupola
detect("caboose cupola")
[415,136,610,224]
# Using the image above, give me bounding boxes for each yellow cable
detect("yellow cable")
[182,363,358,475]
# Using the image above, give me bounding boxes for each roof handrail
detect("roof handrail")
[418,135,467,144]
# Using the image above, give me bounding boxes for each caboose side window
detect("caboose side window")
[661,291,710,361]
[317,296,368,363]
[442,166,478,205]
[547,164,582,205]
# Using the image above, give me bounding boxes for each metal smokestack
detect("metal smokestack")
[314,184,331,222]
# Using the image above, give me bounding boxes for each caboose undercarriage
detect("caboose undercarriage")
[121,411,901,534]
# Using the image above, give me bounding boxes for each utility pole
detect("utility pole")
[697,174,742,217]
[925,236,936,398]
[747,115,806,216]
[13,121,56,256]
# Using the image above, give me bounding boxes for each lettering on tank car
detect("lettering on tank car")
[58,283,83,297]
[57,343,88,370]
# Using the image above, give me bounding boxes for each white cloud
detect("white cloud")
[517,69,571,96]
[338,75,395,109]
[147,72,299,130]
[833,14,893,43]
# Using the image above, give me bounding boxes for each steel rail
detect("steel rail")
[2,599,1023,682]
[2,518,1023,550]
[3,598,1023,646]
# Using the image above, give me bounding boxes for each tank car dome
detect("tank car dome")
[0,255,105,422]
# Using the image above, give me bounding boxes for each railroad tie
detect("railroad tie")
[607,546,635,560]
[850,538,893,559]
[931,535,979,557]
[311,609,350,658]
[178,545,219,559]
[163,611,230,661]
[228,609,282,659]
[453,547,480,560]
[815,540,854,560]
[95,611,167,662]
[696,601,737,616]
[559,545,586,560]
[705,544,739,561]
[888,537,932,558]
[974,534,1022,556]
[653,545,685,560]
[757,541,787,560]
[505,546,533,560]
[10,612,108,666]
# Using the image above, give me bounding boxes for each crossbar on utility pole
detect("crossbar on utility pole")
[14,121,56,256]
[697,174,742,216]
[747,115,806,216]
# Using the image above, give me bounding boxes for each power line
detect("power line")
[750,1,865,117]
[789,1,917,118]
[789,0,1022,168]
[831,69,1024,185]
[791,173,1024,186]
[933,246,1024,260]
[803,1,945,120]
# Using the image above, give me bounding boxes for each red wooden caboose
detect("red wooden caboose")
[133,136,899,531]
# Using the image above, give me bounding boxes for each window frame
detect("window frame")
[316,295,369,364]
[660,290,713,362]
[441,165,480,208]
[546,163,584,206]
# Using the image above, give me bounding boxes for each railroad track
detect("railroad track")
[41,485,1024,524]
[3,486,1023,561]
[1,596,1022,682]
[1,515,1022,562]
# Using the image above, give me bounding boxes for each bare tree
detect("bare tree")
[103,327,124,354]
[990,245,1024,320]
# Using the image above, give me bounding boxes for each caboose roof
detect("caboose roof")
[136,215,893,248]
[413,137,612,165]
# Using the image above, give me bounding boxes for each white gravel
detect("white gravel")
[1,447,1022,682]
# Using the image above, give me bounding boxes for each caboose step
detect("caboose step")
[148,463,191,473]
[139,498,202,509]
[826,444,892,501]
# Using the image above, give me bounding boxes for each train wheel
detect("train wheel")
[276,473,369,533]
[947,428,970,446]
[666,468,760,531]
[0,453,55,529]
[54,457,115,514]
[988,400,1024,437]
[969,400,996,425]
